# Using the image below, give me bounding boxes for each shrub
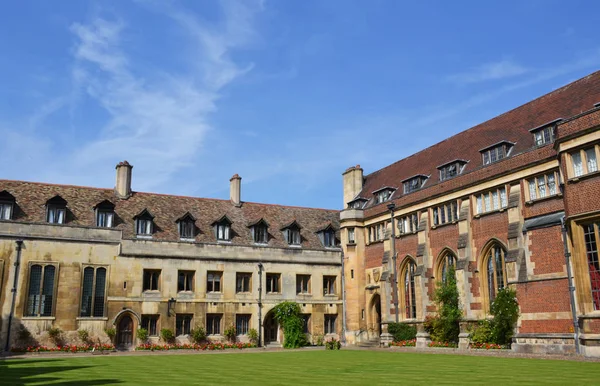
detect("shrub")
[490,287,519,346]
[315,335,324,346]
[78,329,90,344]
[247,328,258,345]
[160,328,175,343]
[17,326,32,344]
[469,320,493,345]
[325,338,341,350]
[272,301,308,348]
[430,266,461,344]
[423,315,437,335]
[387,323,417,342]
[224,325,237,342]
[136,328,149,343]
[105,328,116,341]
[191,326,206,344]
[47,327,62,345]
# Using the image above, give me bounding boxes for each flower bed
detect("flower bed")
[469,342,508,350]
[427,341,458,348]
[389,339,416,347]
[12,344,115,353]
[135,342,257,351]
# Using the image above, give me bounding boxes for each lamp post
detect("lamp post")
[257,262,263,347]
[167,297,176,317]
[387,203,399,323]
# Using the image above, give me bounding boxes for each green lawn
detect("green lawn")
[2,350,599,385]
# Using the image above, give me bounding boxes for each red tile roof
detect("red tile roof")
[359,70,600,215]
[0,180,340,250]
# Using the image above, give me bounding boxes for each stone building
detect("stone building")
[0,164,342,350]
[340,70,600,356]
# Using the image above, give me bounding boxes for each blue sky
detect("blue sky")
[1,0,600,209]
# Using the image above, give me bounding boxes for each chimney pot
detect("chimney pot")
[230,174,242,206]
[115,161,133,199]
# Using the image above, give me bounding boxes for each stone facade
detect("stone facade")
[0,169,342,350]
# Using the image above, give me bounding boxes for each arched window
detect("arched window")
[401,259,417,319]
[26,264,56,317]
[437,250,457,283]
[483,243,507,307]
[80,266,107,317]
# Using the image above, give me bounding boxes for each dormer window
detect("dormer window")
[317,224,337,248]
[0,191,15,220]
[373,188,395,204]
[438,160,468,181]
[46,195,67,224]
[281,221,302,246]
[212,216,232,242]
[530,119,561,147]
[480,141,514,165]
[402,175,428,194]
[94,200,115,228]
[134,209,154,236]
[347,198,368,209]
[176,212,196,240]
[248,219,269,244]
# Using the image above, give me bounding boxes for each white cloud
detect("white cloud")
[446,59,528,84]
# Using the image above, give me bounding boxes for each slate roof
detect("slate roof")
[0,180,340,250]
[359,70,600,214]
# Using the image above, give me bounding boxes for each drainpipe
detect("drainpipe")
[257,262,263,348]
[4,240,23,352]
[340,250,347,344]
[561,216,580,355]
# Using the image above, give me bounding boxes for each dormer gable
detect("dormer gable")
[316,223,337,248]
[0,190,15,220]
[530,118,562,147]
[133,209,154,236]
[372,187,396,204]
[281,220,302,246]
[176,212,196,240]
[480,140,515,165]
[46,195,67,224]
[211,215,232,241]
[437,159,468,181]
[402,175,429,194]
[247,218,269,244]
[347,197,368,209]
[94,200,115,228]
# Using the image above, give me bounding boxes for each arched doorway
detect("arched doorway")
[263,311,280,345]
[369,294,382,338]
[117,314,134,349]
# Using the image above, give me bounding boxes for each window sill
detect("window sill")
[568,170,600,183]
[346,242,356,246]
[396,230,418,238]
[525,193,562,206]
[473,208,507,219]
[22,316,55,321]
[366,240,384,246]
[253,242,269,246]
[324,294,338,298]
[431,220,458,230]
[288,244,302,248]
[297,293,312,296]
[179,238,195,243]
[76,317,108,321]
[142,290,161,296]
[136,235,153,240]
[217,240,232,244]
[236,292,252,295]
[265,292,281,295]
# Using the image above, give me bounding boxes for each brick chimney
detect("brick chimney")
[342,165,364,207]
[230,174,242,207]
[115,161,133,199]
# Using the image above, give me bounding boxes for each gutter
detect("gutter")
[341,250,347,344]
[560,216,581,355]
[4,240,23,352]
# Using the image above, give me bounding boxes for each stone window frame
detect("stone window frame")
[398,212,420,235]
[176,213,196,241]
[573,219,600,314]
[301,314,311,334]
[367,221,388,243]
[0,190,15,221]
[399,256,417,320]
[324,314,337,335]
[142,269,161,292]
[525,170,560,203]
[24,261,59,318]
[323,275,336,296]
[79,264,109,318]
[177,270,195,292]
[207,271,223,293]
[435,248,457,284]
[236,272,252,294]
[347,227,355,244]
[45,195,67,224]
[296,274,311,295]
[206,313,222,335]
[566,144,600,180]
[175,313,193,336]
[479,240,508,312]
[265,273,281,294]
[236,314,251,336]
[134,209,155,237]
[141,314,160,336]
[431,200,459,227]
[94,200,115,228]
[473,186,508,216]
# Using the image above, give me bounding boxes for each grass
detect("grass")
[1,350,600,385]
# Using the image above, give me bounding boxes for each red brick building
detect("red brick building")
[340,70,600,356]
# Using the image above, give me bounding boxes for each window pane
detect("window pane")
[584,224,600,310]
[500,188,507,208]
[27,265,42,316]
[528,179,537,200]
[484,193,491,212]
[80,267,94,317]
[41,265,55,316]
[537,176,547,198]
[572,152,583,177]
[492,191,499,210]
[93,267,106,317]
[586,148,598,173]
[476,196,482,214]
[548,174,557,195]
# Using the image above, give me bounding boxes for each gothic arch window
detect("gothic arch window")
[482,241,507,308]
[436,249,457,283]
[400,258,417,319]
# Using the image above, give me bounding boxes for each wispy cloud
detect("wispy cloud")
[446,59,528,84]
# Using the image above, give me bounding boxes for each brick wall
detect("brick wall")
[365,242,384,269]
[529,226,566,276]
